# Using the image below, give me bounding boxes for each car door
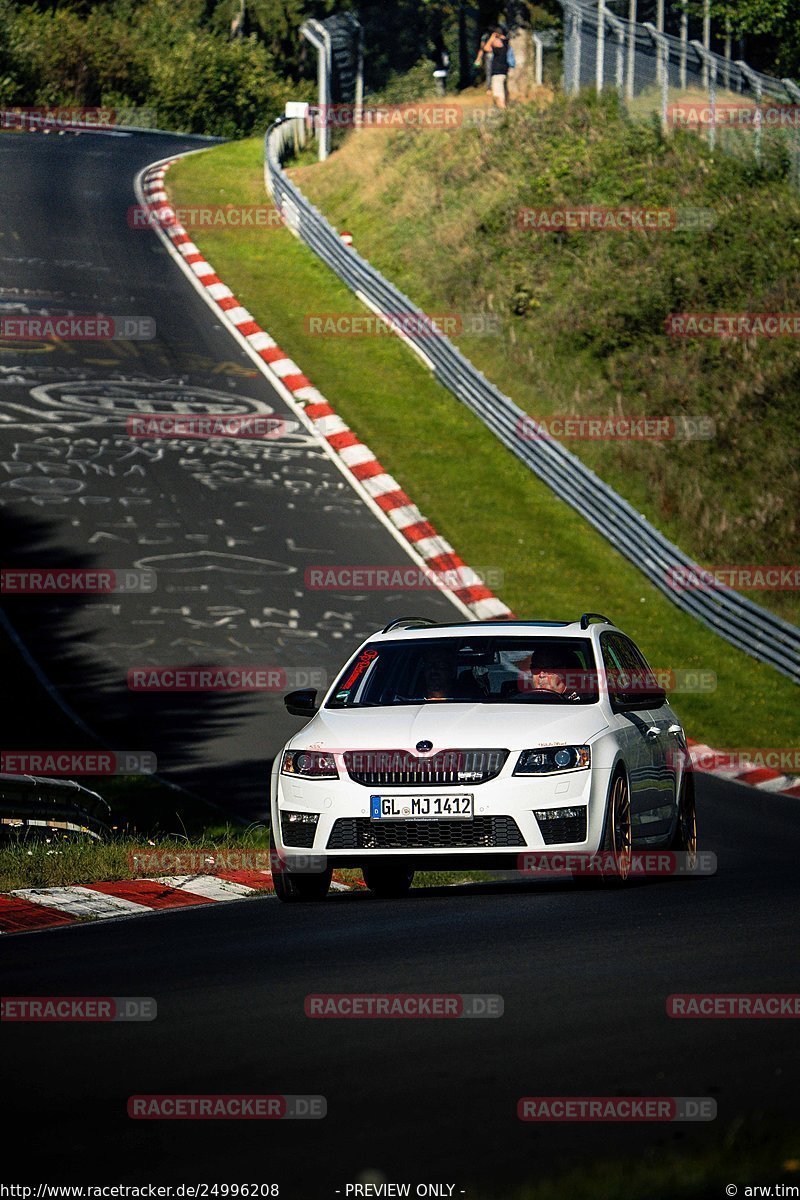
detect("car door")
[600,633,658,841]
[616,635,678,842]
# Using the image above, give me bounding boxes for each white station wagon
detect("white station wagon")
[270,615,697,901]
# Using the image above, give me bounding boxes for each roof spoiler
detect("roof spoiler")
[381,617,438,634]
[579,612,613,629]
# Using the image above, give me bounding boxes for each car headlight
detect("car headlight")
[514,746,591,775]
[281,750,339,779]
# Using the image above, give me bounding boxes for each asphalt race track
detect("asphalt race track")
[1,130,798,1195]
[3,777,800,1192]
[0,128,460,818]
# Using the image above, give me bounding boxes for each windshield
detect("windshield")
[326,637,599,708]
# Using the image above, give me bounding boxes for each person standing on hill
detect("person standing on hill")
[478,26,512,109]
[476,29,494,92]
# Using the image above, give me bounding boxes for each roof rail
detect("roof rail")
[381,617,438,635]
[580,612,613,630]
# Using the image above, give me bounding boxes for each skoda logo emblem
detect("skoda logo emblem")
[416,740,433,753]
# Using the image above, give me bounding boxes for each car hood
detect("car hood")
[291,702,609,751]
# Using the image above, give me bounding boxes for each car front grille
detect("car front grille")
[534,808,588,845]
[343,748,508,788]
[326,815,524,850]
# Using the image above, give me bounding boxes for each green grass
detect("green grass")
[472,1115,800,1200]
[165,131,799,755]
[0,827,490,893]
[0,825,271,893]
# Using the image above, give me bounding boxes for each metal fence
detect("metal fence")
[561,0,800,185]
[264,118,800,683]
[0,774,111,840]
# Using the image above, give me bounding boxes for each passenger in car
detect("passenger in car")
[421,651,484,701]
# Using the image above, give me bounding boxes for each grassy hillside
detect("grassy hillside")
[293,90,800,624]
[166,137,799,753]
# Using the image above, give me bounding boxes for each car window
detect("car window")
[601,633,659,699]
[327,637,599,707]
[618,635,653,673]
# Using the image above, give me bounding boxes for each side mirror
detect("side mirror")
[611,686,667,713]
[284,688,318,717]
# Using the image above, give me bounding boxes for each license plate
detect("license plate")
[370,794,474,820]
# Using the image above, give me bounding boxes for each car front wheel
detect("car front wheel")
[573,769,632,887]
[605,770,633,880]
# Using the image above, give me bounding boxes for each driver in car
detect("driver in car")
[518,646,583,702]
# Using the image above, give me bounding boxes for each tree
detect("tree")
[683,0,800,78]
[684,0,790,37]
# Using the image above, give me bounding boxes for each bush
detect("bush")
[0,0,312,136]
[149,31,299,136]
[10,5,151,107]
[373,58,440,104]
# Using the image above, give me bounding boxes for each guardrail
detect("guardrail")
[0,774,111,840]
[264,117,800,683]
[560,0,800,184]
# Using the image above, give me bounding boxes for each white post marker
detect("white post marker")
[679,7,688,90]
[702,0,711,87]
[626,0,637,101]
[596,0,606,94]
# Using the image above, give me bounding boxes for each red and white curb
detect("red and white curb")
[0,871,362,934]
[137,160,512,622]
[686,740,800,797]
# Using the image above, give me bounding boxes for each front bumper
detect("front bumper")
[272,766,612,869]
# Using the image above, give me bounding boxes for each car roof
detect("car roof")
[371,617,621,642]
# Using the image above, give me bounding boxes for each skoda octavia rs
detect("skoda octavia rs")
[270,614,697,901]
